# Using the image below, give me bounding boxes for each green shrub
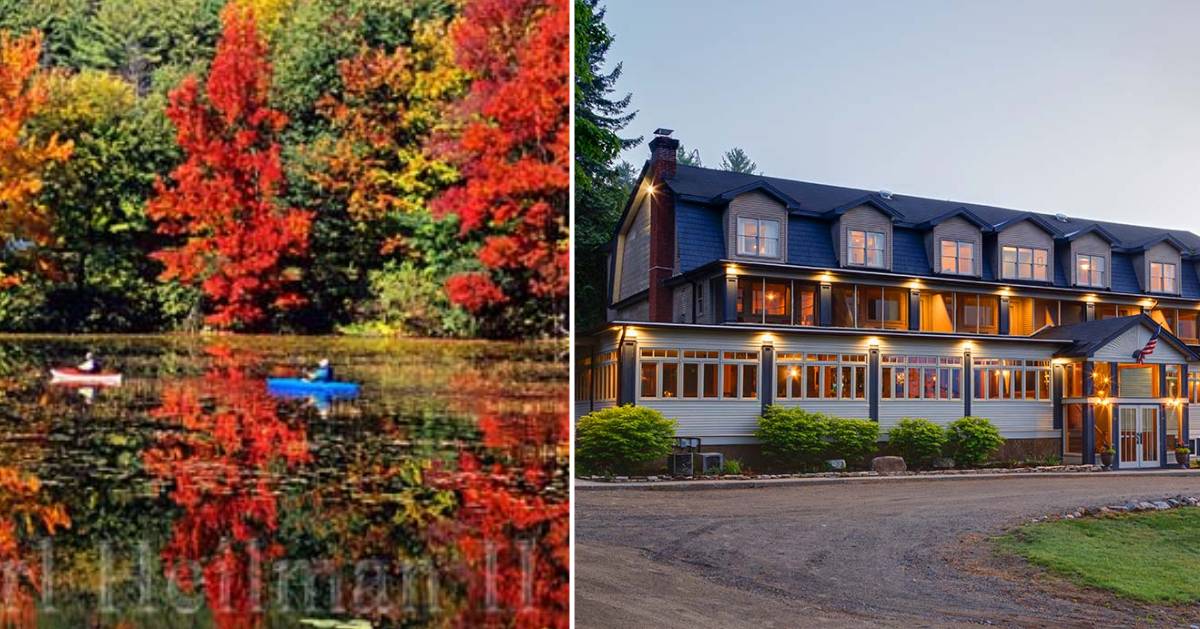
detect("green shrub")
[826,418,880,466]
[887,418,946,469]
[720,458,743,475]
[946,416,1005,467]
[756,406,831,470]
[576,405,677,475]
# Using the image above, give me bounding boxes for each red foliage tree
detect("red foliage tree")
[147,6,311,329]
[432,0,570,332]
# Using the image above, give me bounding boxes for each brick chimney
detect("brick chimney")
[647,129,679,322]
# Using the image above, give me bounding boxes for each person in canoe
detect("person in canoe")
[77,352,101,373]
[304,358,333,382]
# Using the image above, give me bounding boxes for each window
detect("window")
[1062,362,1084,398]
[1150,262,1177,293]
[1095,303,1141,320]
[735,277,815,326]
[737,217,780,257]
[1189,372,1200,404]
[776,353,866,400]
[1064,404,1084,455]
[955,293,999,334]
[882,355,961,400]
[856,285,908,330]
[763,280,790,325]
[972,359,1051,401]
[1001,246,1048,281]
[1178,310,1199,343]
[594,351,618,401]
[1166,365,1182,399]
[576,356,593,401]
[847,229,885,268]
[1075,254,1106,287]
[794,283,817,326]
[832,284,856,327]
[918,290,955,333]
[640,349,756,400]
[940,240,975,275]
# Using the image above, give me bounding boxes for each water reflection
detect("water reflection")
[0,335,568,627]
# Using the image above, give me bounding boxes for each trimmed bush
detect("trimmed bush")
[826,418,880,467]
[756,406,831,470]
[721,458,743,475]
[946,416,1005,467]
[887,418,946,469]
[576,405,677,475]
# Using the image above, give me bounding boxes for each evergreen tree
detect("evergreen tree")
[574,0,639,332]
[676,143,702,167]
[720,146,759,174]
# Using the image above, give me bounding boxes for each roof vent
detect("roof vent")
[1054,212,1069,223]
[879,189,894,200]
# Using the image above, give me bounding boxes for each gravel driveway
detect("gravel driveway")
[575,474,1200,628]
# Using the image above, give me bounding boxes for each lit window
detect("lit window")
[1075,254,1106,287]
[847,229,885,268]
[1150,262,1177,293]
[1001,246,1048,281]
[881,355,962,400]
[736,217,780,257]
[940,240,975,275]
[776,353,866,400]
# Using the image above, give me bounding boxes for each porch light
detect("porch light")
[819,272,833,283]
[624,326,637,339]
[646,183,657,195]
[867,337,880,349]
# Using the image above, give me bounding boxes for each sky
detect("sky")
[603,0,1200,232]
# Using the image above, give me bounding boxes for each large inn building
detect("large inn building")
[576,130,1200,468]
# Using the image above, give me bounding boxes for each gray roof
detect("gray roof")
[1031,314,1199,359]
[667,165,1200,253]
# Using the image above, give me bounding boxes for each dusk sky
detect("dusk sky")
[604,0,1200,232]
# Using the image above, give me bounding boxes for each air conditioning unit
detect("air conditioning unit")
[699,452,725,474]
[668,453,695,477]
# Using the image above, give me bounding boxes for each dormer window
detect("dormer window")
[847,229,885,268]
[1150,262,1177,293]
[940,240,975,275]
[1001,246,1048,281]
[1076,254,1106,287]
[736,217,780,257]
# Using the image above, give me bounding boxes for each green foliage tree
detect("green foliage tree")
[720,146,759,174]
[573,0,639,333]
[945,416,1005,468]
[576,405,677,475]
[887,418,947,469]
[675,143,702,167]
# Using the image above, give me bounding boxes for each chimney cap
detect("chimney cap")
[653,128,674,137]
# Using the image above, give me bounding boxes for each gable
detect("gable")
[1093,325,1187,364]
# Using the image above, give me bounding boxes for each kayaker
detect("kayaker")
[77,352,100,373]
[304,359,333,382]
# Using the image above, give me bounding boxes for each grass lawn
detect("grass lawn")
[998,507,1200,603]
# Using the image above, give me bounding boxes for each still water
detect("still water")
[0,335,568,628]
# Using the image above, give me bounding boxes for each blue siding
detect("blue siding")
[676,201,724,272]
[787,216,837,267]
[892,228,931,275]
[1182,263,1200,299]
[1110,253,1140,293]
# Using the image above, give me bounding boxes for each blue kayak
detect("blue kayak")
[266,378,360,398]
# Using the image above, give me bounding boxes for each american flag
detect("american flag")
[1133,326,1161,364]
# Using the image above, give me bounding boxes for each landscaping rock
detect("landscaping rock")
[871,456,907,475]
[932,457,956,469]
[1152,501,1171,510]
[826,459,847,471]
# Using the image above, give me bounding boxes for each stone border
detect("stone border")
[1028,494,1200,524]
[579,464,1104,484]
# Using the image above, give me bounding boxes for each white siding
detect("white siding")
[1093,326,1187,364]
[971,401,1055,439]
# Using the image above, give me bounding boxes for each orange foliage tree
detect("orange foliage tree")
[0,467,71,626]
[432,0,570,334]
[0,29,73,286]
[146,7,311,329]
[143,344,310,628]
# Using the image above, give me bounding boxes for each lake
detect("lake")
[0,335,568,628]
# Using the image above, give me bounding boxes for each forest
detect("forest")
[0,0,568,338]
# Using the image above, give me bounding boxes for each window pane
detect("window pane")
[806,365,820,398]
[882,367,893,398]
[1023,369,1037,399]
[941,240,957,272]
[922,368,937,398]
[974,368,985,399]
[662,363,678,398]
[858,285,882,329]
[919,290,955,333]
[894,366,906,398]
[761,220,779,239]
[1038,369,1050,399]
[739,218,757,237]
[722,364,738,398]
[742,365,757,399]
[641,363,658,398]
[824,365,838,398]
[938,367,951,399]
[764,280,790,324]
[703,364,718,398]
[683,363,699,398]
[854,366,865,399]
[795,284,816,326]
[761,236,778,257]
[832,285,856,327]
[907,367,921,399]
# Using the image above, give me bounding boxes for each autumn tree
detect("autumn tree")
[147,6,312,329]
[0,30,73,287]
[433,0,569,337]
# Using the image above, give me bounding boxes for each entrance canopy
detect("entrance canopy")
[1033,314,1200,363]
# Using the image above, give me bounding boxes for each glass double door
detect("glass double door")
[1118,406,1160,468]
